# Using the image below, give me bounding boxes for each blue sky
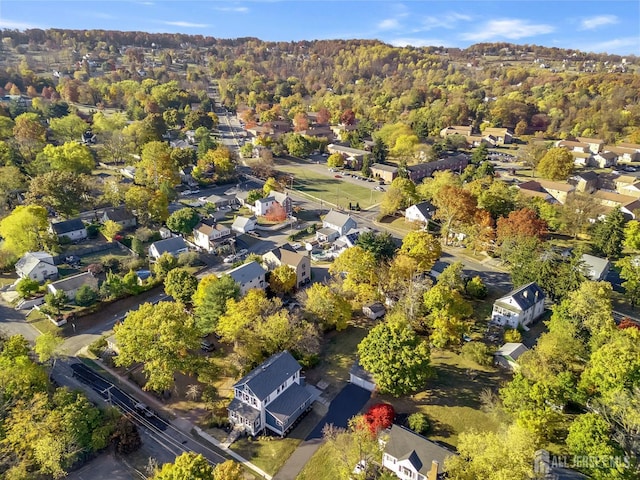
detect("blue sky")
[1,1,639,55]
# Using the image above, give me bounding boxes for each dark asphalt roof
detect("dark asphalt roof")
[497,282,545,311]
[384,425,455,475]
[51,218,85,234]
[103,207,135,222]
[150,237,187,256]
[234,351,301,401]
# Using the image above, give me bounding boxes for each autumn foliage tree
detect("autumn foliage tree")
[432,185,477,245]
[265,202,287,222]
[536,147,574,180]
[363,403,395,435]
[496,207,547,244]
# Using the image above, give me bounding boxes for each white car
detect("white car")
[290,242,302,250]
[179,190,192,196]
[223,254,237,263]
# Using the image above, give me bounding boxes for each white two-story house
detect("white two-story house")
[228,351,315,437]
[192,221,232,252]
[316,209,357,243]
[253,191,293,217]
[491,282,545,329]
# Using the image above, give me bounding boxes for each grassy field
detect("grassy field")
[25,309,60,335]
[275,161,384,210]
[297,442,343,480]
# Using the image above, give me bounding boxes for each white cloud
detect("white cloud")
[163,21,209,28]
[582,37,639,54]
[378,18,400,30]
[461,19,554,42]
[213,6,249,13]
[0,19,39,30]
[579,15,618,31]
[419,12,471,31]
[390,38,450,48]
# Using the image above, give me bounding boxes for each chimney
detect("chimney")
[523,290,528,298]
[427,460,439,480]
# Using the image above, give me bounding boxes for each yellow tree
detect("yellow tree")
[536,147,574,181]
[398,230,442,271]
[329,246,379,301]
[0,205,50,256]
[136,141,179,188]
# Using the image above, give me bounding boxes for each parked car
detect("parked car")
[201,340,215,352]
[334,174,342,178]
[236,248,248,257]
[134,402,154,418]
[179,190,192,196]
[223,254,237,263]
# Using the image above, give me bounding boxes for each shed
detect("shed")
[494,342,529,371]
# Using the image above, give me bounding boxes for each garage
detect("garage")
[349,359,376,392]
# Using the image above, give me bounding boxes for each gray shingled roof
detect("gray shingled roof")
[371,163,398,173]
[323,209,354,229]
[51,218,85,234]
[233,351,302,401]
[495,342,529,361]
[48,272,97,292]
[409,201,435,219]
[580,254,610,280]
[265,383,313,423]
[384,425,454,475]
[226,261,266,285]
[496,282,545,312]
[227,398,260,421]
[150,237,187,256]
[103,207,135,222]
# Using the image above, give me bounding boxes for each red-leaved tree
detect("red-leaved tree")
[496,207,547,244]
[619,318,640,331]
[363,403,395,435]
[265,203,287,222]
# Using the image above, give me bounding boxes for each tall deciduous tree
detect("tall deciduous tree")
[166,208,200,235]
[302,283,351,331]
[136,141,179,188]
[25,171,93,218]
[38,142,95,174]
[444,425,537,479]
[496,207,547,244]
[13,112,46,160]
[617,255,640,307]
[623,220,640,251]
[114,301,201,392]
[192,274,240,335]
[164,268,198,304]
[380,177,418,216]
[357,314,431,396]
[591,207,626,259]
[152,452,214,480]
[398,230,442,271]
[356,230,397,262]
[329,246,379,301]
[433,185,477,245]
[0,205,50,256]
[49,114,87,142]
[536,147,574,180]
[268,265,297,295]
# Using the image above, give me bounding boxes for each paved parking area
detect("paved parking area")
[306,383,371,440]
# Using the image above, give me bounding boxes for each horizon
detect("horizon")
[0,1,639,56]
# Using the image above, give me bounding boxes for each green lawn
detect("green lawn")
[297,442,343,480]
[25,309,60,335]
[275,162,384,210]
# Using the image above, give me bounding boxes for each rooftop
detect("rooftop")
[225,260,266,285]
[233,351,302,401]
[51,218,85,234]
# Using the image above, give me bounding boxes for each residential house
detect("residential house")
[101,207,137,229]
[193,220,233,252]
[556,140,591,153]
[329,123,359,142]
[224,261,266,295]
[407,155,469,183]
[326,144,369,169]
[604,145,640,162]
[591,151,617,168]
[370,163,398,183]
[440,125,472,138]
[262,245,311,288]
[482,127,513,145]
[515,181,554,203]
[81,130,96,145]
[592,191,640,219]
[381,425,455,480]
[332,228,367,256]
[316,209,357,243]
[349,359,376,392]
[227,351,315,436]
[571,151,592,167]
[232,216,258,234]
[429,261,450,281]
[521,179,575,204]
[362,302,386,320]
[494,342,529,371]
[15,251,58,283]
[491,282,546,328]
[617,142,640,152]
[47,272,98,301]
[202,194,237,209]
[50,218,87,242]
[405,201,435,225]
[580,254,610,281]
[576,137,605,154]
[569,171,599,193]
[254,191,292,217]
[179,165,197,186]
[148,237,189,260]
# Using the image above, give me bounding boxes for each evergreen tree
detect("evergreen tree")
[591,207,626,259]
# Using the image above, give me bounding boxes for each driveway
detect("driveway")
[306,383,371,440]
